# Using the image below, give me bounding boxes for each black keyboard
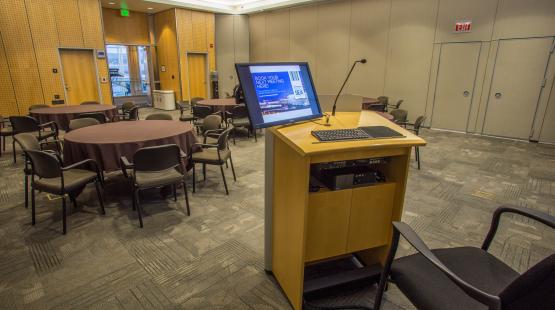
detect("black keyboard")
[311,128,370,141]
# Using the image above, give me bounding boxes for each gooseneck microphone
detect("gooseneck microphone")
[331,58,367,117]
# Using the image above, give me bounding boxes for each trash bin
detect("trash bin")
[153,90,175,110]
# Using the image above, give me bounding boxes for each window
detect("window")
[107,45,150,97]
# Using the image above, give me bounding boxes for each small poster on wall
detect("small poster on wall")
[454,20,472,33]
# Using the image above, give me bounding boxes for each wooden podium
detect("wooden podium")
[264,111,426,309]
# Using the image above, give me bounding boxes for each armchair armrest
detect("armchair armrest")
[193,143,218,149]
[391,222,501,309]
[62,158,98,171]
[482,206,555,251]
[38,121,59,133]
[120,156,133,178]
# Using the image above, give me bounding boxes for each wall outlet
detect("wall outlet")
[100,77,108,83]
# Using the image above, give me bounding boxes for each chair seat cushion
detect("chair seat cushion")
[205,136,218,145]
[39,131,57,141]
[179,113,195,122]
[391,247,519,310]
[230,117,250,127]
[134,168,184,189]
[0,128,13,136]
[191,149,230,164]
[33,169,97,194]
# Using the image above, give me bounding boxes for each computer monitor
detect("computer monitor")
[235,62,323,129]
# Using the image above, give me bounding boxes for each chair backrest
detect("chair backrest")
[69,117,100,131]
[127,106,139,120]
[177,101,191,112]
[191,97,205,105]
[145,113,173,120]
[14,133,40,151]
[121,101,135,111]
[29,104,49,111]
[233,85,244,104]
[133,144,181,172]
[230,104,249,119]
[216,127,233,150]
[76,112,106,124]
[377,96,389,105]
[499,254,555,309]
[367,103,387,112]
[9,116,39,133]
[26,150,61,178]
[80,101,100,105]
[413,116,426,132]
[192,105,212,119]
[390,109,408,122]
[394,99,403,109]
[203,114,222,131]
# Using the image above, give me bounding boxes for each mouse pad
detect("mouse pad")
[358,126,404,138]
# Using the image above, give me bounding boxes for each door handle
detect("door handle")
[463,90,470,97]
[495,92,502,99]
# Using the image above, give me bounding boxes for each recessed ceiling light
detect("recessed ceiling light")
[108,2,115,4]
[147,7,154,10]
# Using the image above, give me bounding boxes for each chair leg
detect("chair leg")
[416,147,421,170]
[134,189,143,228]
[12,139,16,164]
[229,155,236,181]
[62,196,67,234]
[374,230,400,310]
[70,195,78,209]
[192,163,196,193]
[24,174,28,209]
[95,181,105,215]
[202,164,206,181]
[254,128,257,142]
[31,187,36,225]
[172,184,177,202]
[182,181,190,216]
[220,165,229,195]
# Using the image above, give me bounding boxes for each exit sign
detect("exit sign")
[454,20,472,33]
[120,9,129,17]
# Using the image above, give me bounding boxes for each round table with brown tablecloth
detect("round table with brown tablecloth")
[63,121,198,171]
[30,105,117,131]
[197,98,238,114]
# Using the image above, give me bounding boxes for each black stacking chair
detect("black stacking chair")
[9,116,59,163]
[374,205,555,310]
[226,105,256,143]
[113,102,139,121]
[80,101,100,105]
[390,109,408,127]
[0,115,13,157]
[120,144,190,228]
[145,113,173,120]
[14,133,63,210]
[68,118,100,131]
[387,99,403,112]
[177,101,194,123]
[25,149,105,234]
[405,116,426,170]
[201,114,223,145]
[76,112,107,124]
[192,105,213,134]
[190,127,236,195]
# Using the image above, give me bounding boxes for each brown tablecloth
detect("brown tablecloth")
[197,98,238,113]
[30,105,117,131]
[63,120,198,171]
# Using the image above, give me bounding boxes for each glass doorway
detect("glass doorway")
[107,45,151,99]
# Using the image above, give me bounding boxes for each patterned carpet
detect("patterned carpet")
[0,109,553,309]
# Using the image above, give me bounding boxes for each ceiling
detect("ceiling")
[100,0,314,14]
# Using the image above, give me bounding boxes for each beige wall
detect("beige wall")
[0,0,111,116]
[248,0,555,136]
[215,14,249,98]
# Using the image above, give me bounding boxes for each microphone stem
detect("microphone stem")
[332,61,359,116]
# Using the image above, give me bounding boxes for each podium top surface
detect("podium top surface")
[269,111,426,156]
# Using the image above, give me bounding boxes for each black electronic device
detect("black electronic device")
[331,58,367,117]
[310,158,387,191]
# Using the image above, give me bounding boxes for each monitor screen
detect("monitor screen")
[235,62,323,129]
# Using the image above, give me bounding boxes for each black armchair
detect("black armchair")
[25,150,105,234]
[76,112,108,124]
[177,101,194,123]
[0,115,13,157]
[374,205,555,310]
[405,116,426,170]
[120,144,190,228]
[226,104,256,143]
[112,102,139,121]
[9,116,59,163]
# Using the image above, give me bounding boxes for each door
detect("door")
[187,53,207,99]
[431,42,481,131]
[483,38,554,140]
[60,49,99,105]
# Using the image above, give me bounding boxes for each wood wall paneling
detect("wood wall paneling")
[0,0,44,113]
[192,11,208,52]
[249,13,267,62]
[155,9,180,100]
[206,13,216,72]
[102,8,150,45]
[346,0,390,97]
[266,9,290,62]
[52,0,84,48]
[316,1,351,95]
[25,0,65,104]
[0,32,18,116]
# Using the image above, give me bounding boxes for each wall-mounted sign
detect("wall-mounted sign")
[96,50,106,58]
[161,65,166,72]
[454,20,472,33]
